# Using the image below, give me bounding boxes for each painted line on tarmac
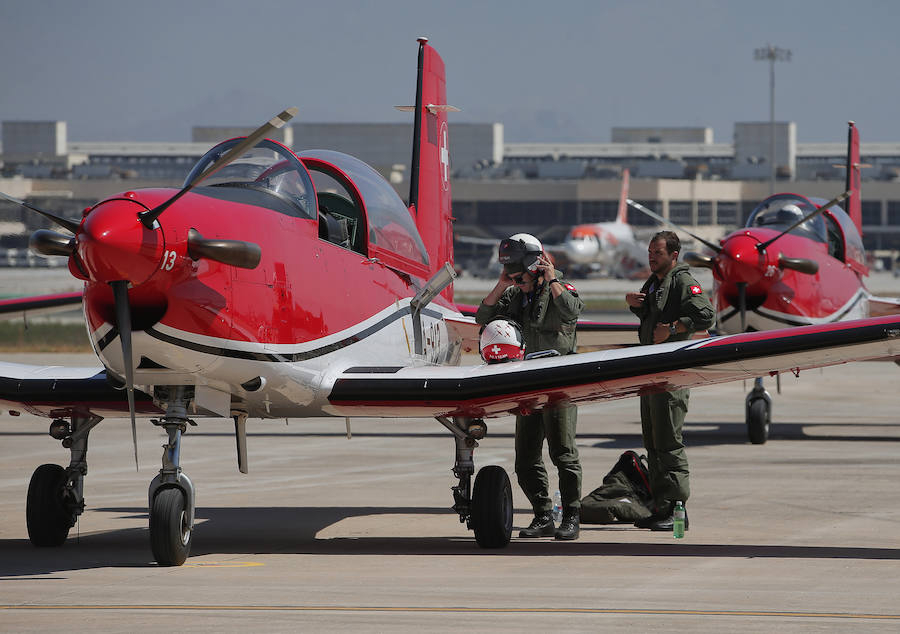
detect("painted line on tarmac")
[182,561,264,568]
[0,606,899,620]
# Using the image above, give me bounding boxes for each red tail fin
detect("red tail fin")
[616,168,630,224]
[407,38,456,298]
[845,121,862,236]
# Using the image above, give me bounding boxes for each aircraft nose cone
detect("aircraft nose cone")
[78,198,165,285]
[719,234,769,287]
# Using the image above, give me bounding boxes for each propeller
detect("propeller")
[778,255,819,275]
[187,228,261,269]
[0,191,80,233]
[755,191,849,252]
[111,280,139,470]
[29,229,75,257]
[138,107,298,229]
[626,198,722,253]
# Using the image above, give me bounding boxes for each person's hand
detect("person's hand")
[652,322,669,343]
[625,292,646,308]
[534,254,554,283]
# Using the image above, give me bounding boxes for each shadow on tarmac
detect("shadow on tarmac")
[2,503,899,578]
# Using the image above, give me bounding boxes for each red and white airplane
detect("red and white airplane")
[558,169,647,278]
[1,42,900,566]
[627,122,900,443]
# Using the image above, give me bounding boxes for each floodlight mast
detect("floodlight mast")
[754,44,792,194]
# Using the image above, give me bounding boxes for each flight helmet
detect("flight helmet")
[479,319,525,364]
[498,233,543,275]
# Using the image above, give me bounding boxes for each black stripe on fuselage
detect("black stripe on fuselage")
[719,289,865,329]
[328,318,899,404]
[139,306,445,363]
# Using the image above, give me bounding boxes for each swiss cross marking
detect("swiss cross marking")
[439,122,450,191]
[690,285,702,295]
[491,345,501,355]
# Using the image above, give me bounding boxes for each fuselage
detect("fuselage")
[712,193,870,334]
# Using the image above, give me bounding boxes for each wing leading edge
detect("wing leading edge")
[327,315,900,418]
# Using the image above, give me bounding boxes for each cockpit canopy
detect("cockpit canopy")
[747,194,828,243]
[185,138,317,219]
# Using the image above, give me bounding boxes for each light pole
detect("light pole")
[754,44,792,193]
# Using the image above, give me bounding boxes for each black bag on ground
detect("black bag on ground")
[580,450,653,523]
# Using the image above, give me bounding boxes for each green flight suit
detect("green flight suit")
[630,262,715,508]
[476,272,584,513]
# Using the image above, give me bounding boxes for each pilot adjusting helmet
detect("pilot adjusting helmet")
[480,319,525,364]
[498,233,543,275]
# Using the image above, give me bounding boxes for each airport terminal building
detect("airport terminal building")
[3,119,900,264]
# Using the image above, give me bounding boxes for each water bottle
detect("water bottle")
[552,490,563,524]
[673,501,685,539]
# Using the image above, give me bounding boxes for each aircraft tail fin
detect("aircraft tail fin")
[845,121,862,236]
[405,38,457,296]
[616,168,630,224]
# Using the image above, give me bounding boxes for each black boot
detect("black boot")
[518,512,555,538]
[554,510,580,540]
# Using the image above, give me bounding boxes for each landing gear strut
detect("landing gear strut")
[746,378,772,444]
[438,416,512,548]
[148,387,196,566]
[26,413,103,547]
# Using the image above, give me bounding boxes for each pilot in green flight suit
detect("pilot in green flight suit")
[626,230,715,531]
[476,233,584,540]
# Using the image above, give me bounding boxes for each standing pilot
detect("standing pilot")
[475,233,585,540]
[625,230,714,531]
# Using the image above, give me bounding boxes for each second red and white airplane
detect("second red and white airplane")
[1,40,899,566]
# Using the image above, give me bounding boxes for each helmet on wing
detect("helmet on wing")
[479,319,525,364]
[498,233,543,275]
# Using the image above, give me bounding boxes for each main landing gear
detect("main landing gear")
[438,415,512,548]
[746,377,772,444]
[26,413,103,547]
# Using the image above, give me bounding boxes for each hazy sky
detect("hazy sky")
[2,0,898,144]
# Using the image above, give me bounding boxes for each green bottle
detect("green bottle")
[673,501,685,539]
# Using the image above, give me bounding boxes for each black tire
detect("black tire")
[747,398,769,445]
[150,488,192,566]
[471,465,512,548]
[26,464,75,547]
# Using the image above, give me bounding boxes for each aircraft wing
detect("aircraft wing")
[327,315,900,419]
[0,361,157,418]
[867,293,900,317]
[0,291,83,321]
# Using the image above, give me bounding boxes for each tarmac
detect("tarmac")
[1,352,899,632]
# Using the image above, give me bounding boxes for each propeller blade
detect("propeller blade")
[111,281,139,471]
[139,107,298,229]
[756,191,849,252]
[626,198,722,253]
[187,228,261,269]
[29,229,75,257]
[0,191,81,234]
[683,251,715,269]
[737,282,747,332]
[778,255,819,275]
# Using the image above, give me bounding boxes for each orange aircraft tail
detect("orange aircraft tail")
[406,38,456,297]
[845,121,862,236]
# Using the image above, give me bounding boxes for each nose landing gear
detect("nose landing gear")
[148,387,196,566]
